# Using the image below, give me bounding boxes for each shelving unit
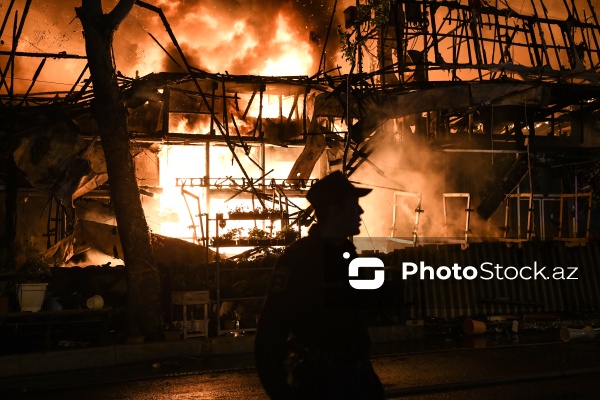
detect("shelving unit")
[210,212,297,336]
[175,174,310,336]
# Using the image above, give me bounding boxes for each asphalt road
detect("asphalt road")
[4,341,600,399]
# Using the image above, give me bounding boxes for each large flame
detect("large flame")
[2,0,327,95]
[137,2,319,77]
[261,14,315,76]
[154,143,310,248]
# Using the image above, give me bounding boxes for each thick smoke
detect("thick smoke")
[351,126,502,250]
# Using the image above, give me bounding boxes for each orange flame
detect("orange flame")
[261,13,315,76]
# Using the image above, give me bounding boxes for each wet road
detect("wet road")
[15,369,598,400]
[5,341,600,399]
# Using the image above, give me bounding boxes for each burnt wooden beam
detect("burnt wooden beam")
[16,57,45,107]
[286,91,300,126]
[0,0,16,39]
[540,2,564,68]
[63,64,89,105]
[0,50,87,59]
[169,86,238,100]
[241,91,256,121]
[585,0,600,68]
[0,0,33,100]
[147,32,182,70]
[476,155,529,220]
[317,0,338,73]
[530,0,551,67]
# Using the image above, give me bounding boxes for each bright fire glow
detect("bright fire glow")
[261,14,314,76]
[247,93,305,119]
[169,115,211,135]
[139,4,316,78]
[157,145,206,241]
[155,144,309,248]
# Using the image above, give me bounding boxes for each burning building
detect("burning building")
[2,0,600,339]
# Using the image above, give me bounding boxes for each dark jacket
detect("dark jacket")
[255,225,375,399]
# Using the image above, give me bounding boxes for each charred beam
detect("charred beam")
[0,50,87,59]
[476,156,530,220]
[16,57,46,107]
[0,0,33,100]
[63,64,89,105]
[147,32,182,70]
[0,0,16,39]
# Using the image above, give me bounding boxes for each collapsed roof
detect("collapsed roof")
[3,0,600,257]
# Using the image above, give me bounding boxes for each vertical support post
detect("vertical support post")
[465,194,471,242]
[9,12,17,97]
[46,198,53,249]
[279,94,283,140]
[54,201,60,244]
[205,142,210,219]
[574,175,578,236]
[557,194,564,239]
[390,194,398,238]
[540,198,546,240]
[442,193,471,242]
[504,198,510,239]
[210,81,217,135]
[205,213,209,282]
[215,217,221,335]
[516,191,522,239]
[526,194,533,240]
[258,84,264,139]
[279,94,283,123]
[302,86,308,138]
[162,87,170,138]
[586,193,592,239]
[261,142,266,200]
[222,81,229,142]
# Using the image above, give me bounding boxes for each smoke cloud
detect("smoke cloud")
[352,125,502,251]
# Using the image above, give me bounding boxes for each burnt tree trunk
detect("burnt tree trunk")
[76,0,161,339]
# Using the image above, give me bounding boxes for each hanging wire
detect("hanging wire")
[342,75,351,174]
[491,105,494,165]
[524,100,535,238]
[361,218,376,252]
[524,101,534,194]
[317,0,339,74]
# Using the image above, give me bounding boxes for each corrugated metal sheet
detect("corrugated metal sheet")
[389,241,600,320]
